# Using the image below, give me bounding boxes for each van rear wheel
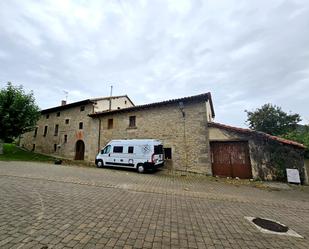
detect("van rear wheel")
[137,164,145,173]
[96,160,104,168]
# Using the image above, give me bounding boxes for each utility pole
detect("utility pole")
[109,85,113,111]
[178,102,188,175]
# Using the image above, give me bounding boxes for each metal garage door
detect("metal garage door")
[211,141,252,179]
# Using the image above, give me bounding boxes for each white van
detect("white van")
[95,139,164,173]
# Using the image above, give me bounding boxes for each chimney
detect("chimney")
[61,100,66,106]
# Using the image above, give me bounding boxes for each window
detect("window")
[80,106,85,111]
[65,119,69,124]
[108,119,113,129]
[46,114,49,119]
[54,124,59,136]
[113,146,123,153]
[64,134,67,143]
[43,126,48,136]
[57,112,60,117]
[129,116,136,127]
[101,145,111,154]
[164,148,172,159]
[32,144,35,151]
[79,122,83,129]
[125,100,127,104]
[54,144,57,152]
[128,146,134,154]
[33,127,38,137]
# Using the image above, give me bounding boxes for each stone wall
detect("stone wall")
[20,103,98,161]
[20,97,133,161]
[91,101,212,174]
[209,127,306,183]
[94,96,133,112]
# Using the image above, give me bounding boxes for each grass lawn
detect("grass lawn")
[0,143,56,162]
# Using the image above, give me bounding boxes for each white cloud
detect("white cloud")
[0,0,308,127]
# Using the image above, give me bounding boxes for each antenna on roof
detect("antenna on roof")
[109,85,113,111]
[63,90,68,102]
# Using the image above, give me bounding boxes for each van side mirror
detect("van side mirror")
[101,150,104,154]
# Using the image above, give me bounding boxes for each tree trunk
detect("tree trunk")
[0,140,3,155]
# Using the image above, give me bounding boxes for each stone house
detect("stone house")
[20,92,307,182]
[20,95,134,161]
[88,93,215,174]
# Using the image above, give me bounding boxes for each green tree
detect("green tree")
[245,104,301,136]
[0,82,40,143]
[282,125,309,157]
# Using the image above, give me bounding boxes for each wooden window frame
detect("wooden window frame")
[108,118,113,129]
[54,124,59,136]
[129,116,136,128]
[43,126,48,137]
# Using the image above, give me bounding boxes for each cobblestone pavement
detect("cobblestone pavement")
[0,161,308,249]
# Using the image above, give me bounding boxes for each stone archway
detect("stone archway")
[75,140,85,160]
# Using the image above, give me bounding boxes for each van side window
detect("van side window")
[101,145,111,154]
[128,146,134,153]
[113,146,123,153]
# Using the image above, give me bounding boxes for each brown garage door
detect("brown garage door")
[211,141,252,179]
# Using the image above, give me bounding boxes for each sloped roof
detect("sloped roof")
[90,95,135,106]
[40,95,132,114]
[89,92,215,117]
[208,122,306,149]
[41,99,94,114]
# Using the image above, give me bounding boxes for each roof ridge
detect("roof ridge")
[90,95,128,101]
[208,122,306,149]
[89,92,214,117]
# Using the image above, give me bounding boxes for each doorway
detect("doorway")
[75,140,85,160]
[211,141,252,179]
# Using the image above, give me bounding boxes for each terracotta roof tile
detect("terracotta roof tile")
[208,122,306,149]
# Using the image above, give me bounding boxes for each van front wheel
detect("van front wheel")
[96,159,104,168]
[137,164,145,173]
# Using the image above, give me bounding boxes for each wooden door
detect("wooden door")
[211,141,252,179]
[75,140,85,160]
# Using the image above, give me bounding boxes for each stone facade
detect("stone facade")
[91,100,213,174]
[20,96,133,161]
[20,93,215,174]
[19,92,306,182]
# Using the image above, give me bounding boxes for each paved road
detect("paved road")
[0,161,308,249]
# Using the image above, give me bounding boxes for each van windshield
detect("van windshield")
[154,145,163,154]
[101,145,111,154]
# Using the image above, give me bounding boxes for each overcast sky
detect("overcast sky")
[0,0,308,127]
